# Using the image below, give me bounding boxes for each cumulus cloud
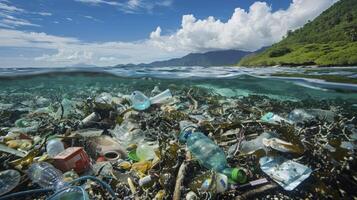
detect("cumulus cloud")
[0,0,339,67]
[0,28,184,67]
[149,0,339,52]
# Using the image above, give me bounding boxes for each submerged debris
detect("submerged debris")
[0,85,356,200]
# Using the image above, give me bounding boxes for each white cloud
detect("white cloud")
[74,0,173,13]
[0,1,48,28]
[0,0,339,67]
[149,0,339,52]
[0,2,24,13]
[74,0,119,6]
[37,12,52,16]
[0,28,184,67]
[0,17,40,28]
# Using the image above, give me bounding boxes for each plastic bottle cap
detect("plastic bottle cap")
[231,168,247,184]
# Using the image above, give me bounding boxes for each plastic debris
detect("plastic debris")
[87,135,127,162]
[288,109,335,123]
[0,169,21,196]
[150,89,173,105]
[130,91,151,111]
[27,162,89,199]
[261,112,293,125]
[136,142,157,161]
[0,86,355,199]
[340,141,356,151]
[53,147,90,173]
[180,121,247,183]
[262,138,303,154]
[46,139,65,158]
[259,156,312,191]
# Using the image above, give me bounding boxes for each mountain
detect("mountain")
[239,0,357,66]
[117,49,252,67]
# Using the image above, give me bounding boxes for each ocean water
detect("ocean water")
[0,66,356,101]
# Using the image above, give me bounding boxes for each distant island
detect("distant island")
[239,0,357,66]
[115,49,256,67]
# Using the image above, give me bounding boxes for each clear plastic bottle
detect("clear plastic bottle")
[46,139,65,158]
[179,121,247,183]
[130,91,151,111]
[288,109,335,123]
[27,162,66,190]
[27,162,89,199]
[0,169,21,196]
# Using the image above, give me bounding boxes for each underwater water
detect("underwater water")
[0,66,356,199]
[0,66,357,101]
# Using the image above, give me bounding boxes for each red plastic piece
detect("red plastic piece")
[53,147,90,174]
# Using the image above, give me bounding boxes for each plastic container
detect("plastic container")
[49,186,89,200]
[179,121,246,183]
[53,147,90,174]
[27,162,89,200]
[136,143,156,161]
[288,109,335,123]
[130,91,151,111]
[150,89,172,105]
[0,169,21,196]
[111,121,144,148]
[27,162,66,190]
[46,139,65,158]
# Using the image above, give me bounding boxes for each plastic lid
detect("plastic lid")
[231,168,247,184]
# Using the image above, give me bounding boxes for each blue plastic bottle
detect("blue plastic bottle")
[179,121,247,183]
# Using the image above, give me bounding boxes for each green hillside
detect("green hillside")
[239,0,357,66]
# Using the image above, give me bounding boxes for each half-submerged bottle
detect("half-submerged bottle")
[179,121,247,183]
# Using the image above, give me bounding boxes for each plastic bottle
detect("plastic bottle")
[46,139,65,158]
[0,169,21,196]
[130,91,151,111]
[27,162,66,190]
[179,121,247,183]
[288,109,335,123]
[27,162,89,199]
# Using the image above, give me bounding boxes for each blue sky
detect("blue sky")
[0,0,338,67]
